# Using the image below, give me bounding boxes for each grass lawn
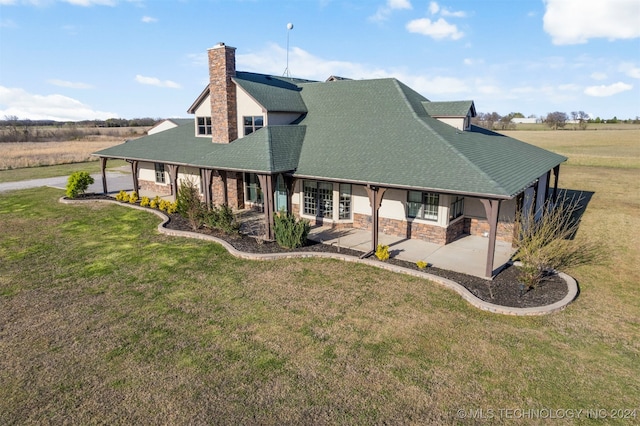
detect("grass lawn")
[1,133,639,423]
[0,160,128,183]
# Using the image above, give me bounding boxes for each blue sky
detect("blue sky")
[1,0,639,121]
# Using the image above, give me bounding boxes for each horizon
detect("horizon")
[1,0,639,122]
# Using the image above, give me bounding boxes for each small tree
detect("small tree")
[545,111,568,130]
[176,178,204,230]
[513,193,602,289]
[65,171,94,198]
[274,211,310,249]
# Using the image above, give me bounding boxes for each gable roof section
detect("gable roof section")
[422,100,476,117]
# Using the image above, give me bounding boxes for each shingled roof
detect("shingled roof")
[95,73,566,199]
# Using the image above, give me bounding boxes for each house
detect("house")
[94,42,567,278]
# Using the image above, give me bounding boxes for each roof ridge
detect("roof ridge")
[390,79,508,196]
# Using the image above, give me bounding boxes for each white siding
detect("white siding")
[148,120,180,135]
[435,117,465,131]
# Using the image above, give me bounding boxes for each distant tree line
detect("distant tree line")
[472,111,640,131]
[0,116,160,142]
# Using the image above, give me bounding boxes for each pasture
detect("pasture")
[0,128,638,424]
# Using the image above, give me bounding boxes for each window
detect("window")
[243,116,264,135]
[197,117,212,135]
[245,173,262,204]
[303,180,333,218]
[339,184,352,220]
[154,163,165,184]
[275,174,287,213]
[407,191,439,221]
[450,196,464,220]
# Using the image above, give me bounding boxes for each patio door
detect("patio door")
[274,174,287,213]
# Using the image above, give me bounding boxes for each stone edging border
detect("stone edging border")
[60,197,579,316]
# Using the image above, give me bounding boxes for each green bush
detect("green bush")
[203,204,240,234]
[65,171,94,198]
[274,211,310,249]
[375,244,390,261]
[177,179,205,230]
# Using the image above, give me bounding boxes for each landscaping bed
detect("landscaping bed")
[72,193,569,309]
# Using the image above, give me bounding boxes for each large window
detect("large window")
[303,180,333,218]
[154,163,165,184]
[339,184,352,220]
[243,116,264,135]
[407,191,439,221]
[197,117,212,135]
[450,196,464,220]
[245,173,262,204]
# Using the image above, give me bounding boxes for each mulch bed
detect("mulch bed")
[70,193,569,309]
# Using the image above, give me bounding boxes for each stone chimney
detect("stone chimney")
[208,42,237,143]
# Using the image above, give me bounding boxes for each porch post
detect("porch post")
[257,174,275,240]
[553,165,560,204]
[284,176,297,214]
[130,160,139,194]
[202,169,214,207]
[167,164,179,201]
[365,185,387,252]
[480,199,501,278]
[100,157,108,194]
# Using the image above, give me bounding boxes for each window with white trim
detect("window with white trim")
[243,116,264,135]
[245,173,262,204]
[450,196,464,220]
[154,163,165,184]
[339,184,352,220]
[407,191,439,221]
[303,180,333,218]
[197,117,212,135]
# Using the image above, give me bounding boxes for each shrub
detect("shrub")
[375,244,390,261]
[166,201,178,215]
[140,196,150,207]
[416,260,428,269]
[128,191,138,204]
[158,199,170,212]
[115,190,129,202]
[274,211,310,249]
[149,196,161,209]
[513,193,602,288]
[177,179,205,230]
[65,171,94,198]
[203,204,239,234]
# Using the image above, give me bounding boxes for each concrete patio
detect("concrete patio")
[308,226,515,279]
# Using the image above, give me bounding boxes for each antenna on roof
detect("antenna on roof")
[283,22,293,77]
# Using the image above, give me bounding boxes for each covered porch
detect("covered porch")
[307,225,515,279]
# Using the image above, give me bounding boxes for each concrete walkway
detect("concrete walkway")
[0,171,133,194]
[308,226,515,278]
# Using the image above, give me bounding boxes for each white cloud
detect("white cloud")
[0,86,117,121]
[463,58,483,66]
[428,1,438,14]
[619,62,640,79]
[141,16,157,23]
[584,82,633,97]
[64,0,116,6]
[590,72,607,81]
[135,75,181,89]
[428,1,465,17]
[48,79,93,89]
[369,0,412,22]
[543,0,640,45]
[406,17,463,40]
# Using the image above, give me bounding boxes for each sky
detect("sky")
[0,0,639,122]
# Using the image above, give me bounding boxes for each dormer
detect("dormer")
[423,100,476,131]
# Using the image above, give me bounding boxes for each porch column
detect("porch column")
[480,199,501,278]
[284,176,297,214]
[257,174,275,240]
[129,160,139,194]
[219,170,229,205]
[100,157,108,194]
[201,169,214,207]
[552,165,560,204]
[365,185,387,253]
[167,164,179,201]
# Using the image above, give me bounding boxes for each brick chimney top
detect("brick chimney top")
[208,42,237,143]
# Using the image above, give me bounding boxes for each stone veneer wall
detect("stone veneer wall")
[466,218,514,243]
[139,180,171,196]
[210,171,245,210]
[353,213,466,245]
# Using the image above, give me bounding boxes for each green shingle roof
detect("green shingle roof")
[94,73,566,199]
[422,100,475,117]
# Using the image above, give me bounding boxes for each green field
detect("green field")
[0,130,638,424]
